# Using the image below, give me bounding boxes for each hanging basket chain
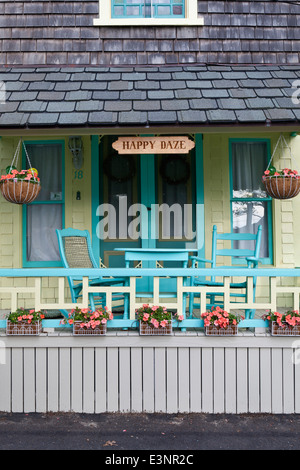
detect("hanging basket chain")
[266,134,300,173]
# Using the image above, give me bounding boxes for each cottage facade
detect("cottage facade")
[0,1,300,414]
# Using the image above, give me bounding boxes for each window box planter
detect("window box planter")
[139,321,173,336]
[61,306,112,337]
[269,321,300,336]
[204,324,238,336]
[136,304,183,336]
[201,307,240,337]
[6,308,44,336]
[73,320,107,336]
[6,320,42,336]
[263,310,300,336]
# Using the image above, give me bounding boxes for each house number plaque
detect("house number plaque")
[112,136,195,154]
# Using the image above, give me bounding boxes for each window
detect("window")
[93,0,203,26]
[22,141,65,267]
[112,0,185,19]
[229,139,273,264]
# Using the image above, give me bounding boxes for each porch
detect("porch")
[2,266,300,330]
[0,267,300,414]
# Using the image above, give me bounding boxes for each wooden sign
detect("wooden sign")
[112,136,195,154]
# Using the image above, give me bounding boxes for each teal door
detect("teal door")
[97,135,203,295]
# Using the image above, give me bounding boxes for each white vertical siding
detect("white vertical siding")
[0,334,300,414]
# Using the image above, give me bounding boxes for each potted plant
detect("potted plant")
[6,307,45,336]
[263,310,300,336]
[201,306,240,336]
[61,306,113,336]
[0,167,41,204]
[262,166,300,200]
[136,304,183,336]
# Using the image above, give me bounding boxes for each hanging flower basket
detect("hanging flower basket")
[262,168,300,200]
[0,174,41,204]
[262,135,300,200]
[0,139,41,205]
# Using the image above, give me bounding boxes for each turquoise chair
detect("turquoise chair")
[189,225,262,319]
[56,228,128,315]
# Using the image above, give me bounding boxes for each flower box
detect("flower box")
[139,321,173,336]
[201,306,240,337]
[204,324,238,336]
[263,310,300,336]
[6,320,42,336]
[5,308,45,336]
[269,321,300,336]
[73,321,107,336]
[61,306,112,336]
[136,304,183,336]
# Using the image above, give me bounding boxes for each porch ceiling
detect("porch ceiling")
[0,64,300,129]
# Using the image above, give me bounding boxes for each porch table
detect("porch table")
[113,247,198,268]
[114,248,198,322]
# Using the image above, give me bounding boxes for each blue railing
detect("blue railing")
[1,267,300,330]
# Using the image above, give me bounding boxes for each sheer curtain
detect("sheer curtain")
[231,142,269,258]
[26,144,62,262]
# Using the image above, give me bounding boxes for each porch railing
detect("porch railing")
[0,267,300,330]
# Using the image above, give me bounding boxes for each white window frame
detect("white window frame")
[93,0,204,26]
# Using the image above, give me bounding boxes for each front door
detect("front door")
[98,135,201,293]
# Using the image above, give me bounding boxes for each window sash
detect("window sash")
[229,139,273,264]
[22,141,65,267]
[112,0,185,18]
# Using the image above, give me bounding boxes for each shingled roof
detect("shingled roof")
[0,64,300,128]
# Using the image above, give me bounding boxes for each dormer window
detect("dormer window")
[93,0,203,26]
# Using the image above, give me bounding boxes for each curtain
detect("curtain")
[26,144,62,262]
[231,142,269,258]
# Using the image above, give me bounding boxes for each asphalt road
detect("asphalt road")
[0,412,299,453]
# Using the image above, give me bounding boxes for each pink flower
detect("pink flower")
[160,320,168,328]
[151,318,159,328]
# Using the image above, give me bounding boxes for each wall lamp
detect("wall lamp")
[68,136,84,170]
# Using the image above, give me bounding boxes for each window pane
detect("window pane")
[27,204,62,262]
[126,5,141,15]
[232,201,269,259]
[112,0,185,17]
[25,143,62,201]
[157,6,171,15]
[231,142,268,198]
